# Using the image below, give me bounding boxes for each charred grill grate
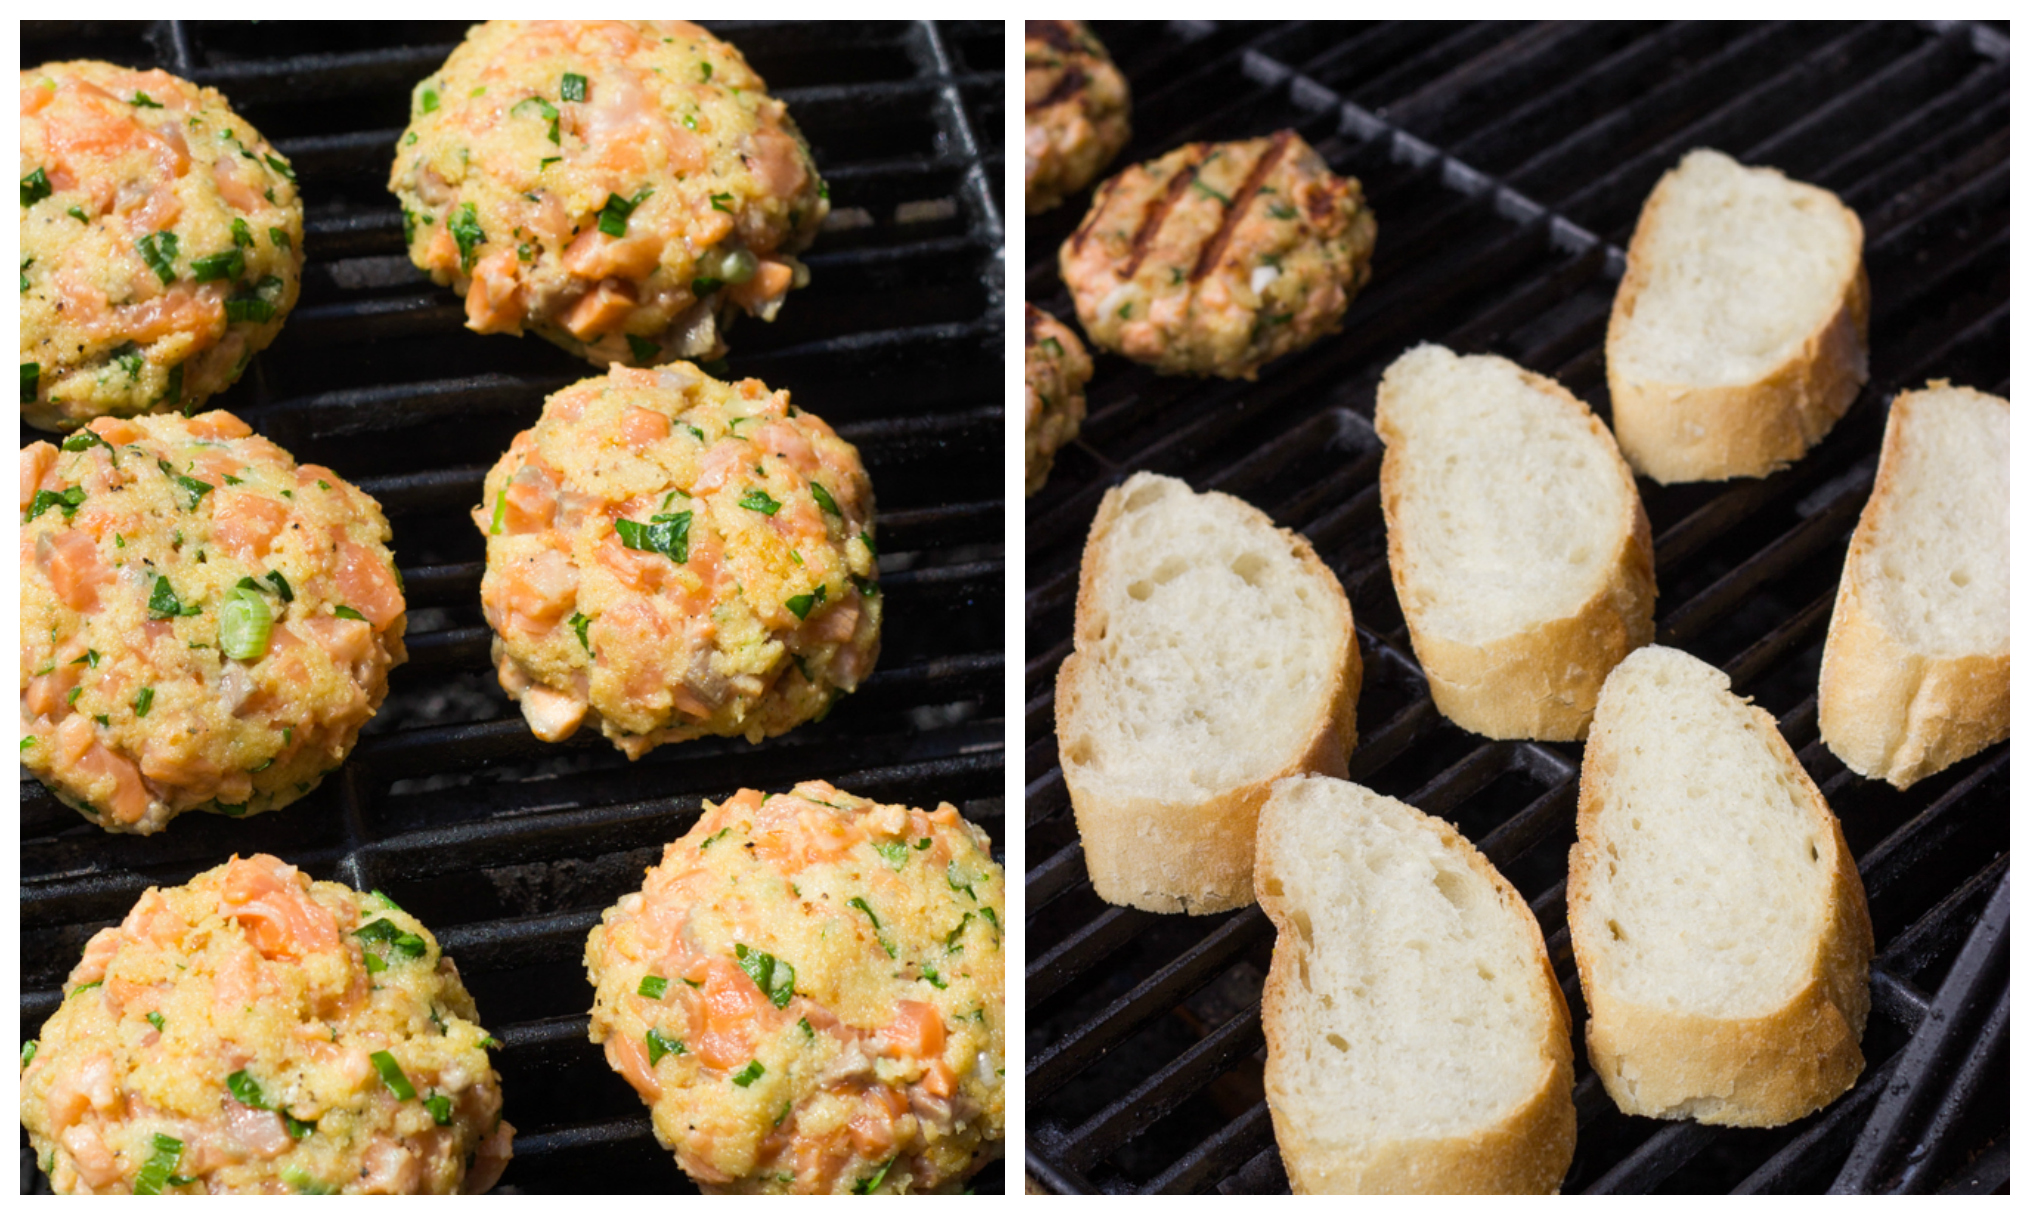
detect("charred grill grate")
[1025,20,2006,1194]
[20,19,1005,1194]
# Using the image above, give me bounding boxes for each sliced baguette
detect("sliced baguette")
[1819,382,2010,789]
[1376,344,1656,741]
[1606,148,1869,483]
[1257,774,1576,1193]
[1056,472,1360,914]
[1570,645,1874,1127]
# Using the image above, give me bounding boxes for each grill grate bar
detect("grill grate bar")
[1060,1002,1268,1172]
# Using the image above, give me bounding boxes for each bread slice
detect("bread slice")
[1257,774,1575,1193]
[1570,645,1874,1127]
[1056,472,1360,914]
[1376,344,1656,741]
[1606,148,1869,483]
[1819,382,2009,789]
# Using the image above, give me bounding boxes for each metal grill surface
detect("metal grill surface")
[1025,20,2006,1195]
[21,19,1005,1194]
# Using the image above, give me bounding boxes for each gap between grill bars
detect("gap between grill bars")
[22,19,1004,1195]
[1025,19,2006,1194]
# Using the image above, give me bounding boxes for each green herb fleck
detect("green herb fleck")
[637,974,669,1000]
[561,72,588,102]
[449,203,486,273]
[739,489,781,515]
[810,481,841,517]
[709,192,734,213]
[626,333,659,364]
[22,167,52,207]
[370,1050,416,1100]
[424,1094,452,1126]
[854,1157,896,1194]
[132,1134,183,1194]
[568,611,593,654]
[269,227,291,251]
[598,187,654,237]
[146,1012,165,1031]
[133,686,155,717]
[735,943,797,1008]
[191,249,244,282]
[848,898,896,957]
[130,91,164,108]
[785,583,827,621]
[615,510,692,563]
[332,605,367,621]
[646,1027,686,1065]
[732,1060,764,1087]
[138,231,180,284]
[873,840,910,870]
[146,576,201,620]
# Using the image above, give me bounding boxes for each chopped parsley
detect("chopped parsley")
[22,167,52,207]
[138,231,181,284]
[232,217,255,247]
[921,965,948,990]
[449,202,486,273]
[699,61,714,82]
[134,686,155,717]
[946,912,975,949]
[597,187,654,237]
[269,226,292,251]
[615,510,692,562]
[224,275,286,324]
[854,1158,896,1194]
[848,897,896,957]
[25,484,85,523]
[560,72,588,102]
[332,605,367,621]
[738,489,781,515]
[568,611,593,654]
[108,343,145,382]
[873,840,911,870]
[735,943,797,1008]
[512,96,560,144]
[785,583,826,621]
[226,1068,269,1109]
[810,481,841,517]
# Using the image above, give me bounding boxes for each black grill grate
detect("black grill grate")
[1025,20,2006,1194]
[20,19,1004,1194]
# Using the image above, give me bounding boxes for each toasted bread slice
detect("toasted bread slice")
[1819,382,2010,788]
[1571,646,1874,1126]
[1376,344,1656,741]
[1257,774,1576,1193]
[1607,148,1869,483]
[1056,472,1360,914]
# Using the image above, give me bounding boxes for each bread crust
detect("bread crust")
[1257,783,1576,1192]
[1056,477,1360,914]
[1570,654,1875,1126]
[1606,155,1869,485]
[1818,384,2010,789]
[1379,358,1657,742]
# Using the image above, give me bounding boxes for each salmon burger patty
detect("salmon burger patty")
[1060,129,1377,379]
[20,411,406,835]
[1024,20,1130,215]
[20,854,514,1194]
[389,20,827,369]
[21,61,304,432]
[1023,304,1091,496]
[584,781,1006,1192]
[474,364,878,758]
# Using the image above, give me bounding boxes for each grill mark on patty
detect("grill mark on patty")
[1026,21,1081,53]
[1026,64,1088,114]
[1121,148,1209,281]
[1190,131,1294,285]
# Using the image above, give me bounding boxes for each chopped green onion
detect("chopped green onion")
[138,232,180,284]
[369,1050,416,1100]
[449,203,485,273]
[810,482,841,517]
[947,861,977,901]
[68,979,103,1000]
[22,167,52,207]
[735,943,797,1008]
[130,91,164,108]
[133,687,155,717]
[511,96,561,145]
[709,192,734,213]
[489,489,507,535]
[646,1027,686,1065]
[731,1060,764,1087]
[700,827,732,850]
[922,965,948,989]
[25,486,85,525]
[699,61,713,82]
[597,187,653,237]
[615,511,691,563]
[269,227,291,251]
[264,570,294,601]
[281,1165,334,1194]
[224,276,285,324]
[355,918,427,961]
[873,840,910,870]
[263,153,295,182]
[146,1012,165,1031]
[231,217,255,248]
[626,333,659,364]
[67,205,88,223]
[219,587,273,661]
[332,605,367,622]
[738,489,781,515]
[283,1113,315,1139]
[419,87,439,114]
[568,611,593,654]
[560,72,588,102]
[638,974,669,1000]
[423,1094,452,1126]
[191,249,244,282]
[22,1041,38,1067]
[132,1133,183,1194]
[798,1017,814,1040]
[982,906,1000,930]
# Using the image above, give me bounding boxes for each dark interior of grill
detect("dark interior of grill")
[20,19,1005,1194]
[1026,20,2007,1195]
